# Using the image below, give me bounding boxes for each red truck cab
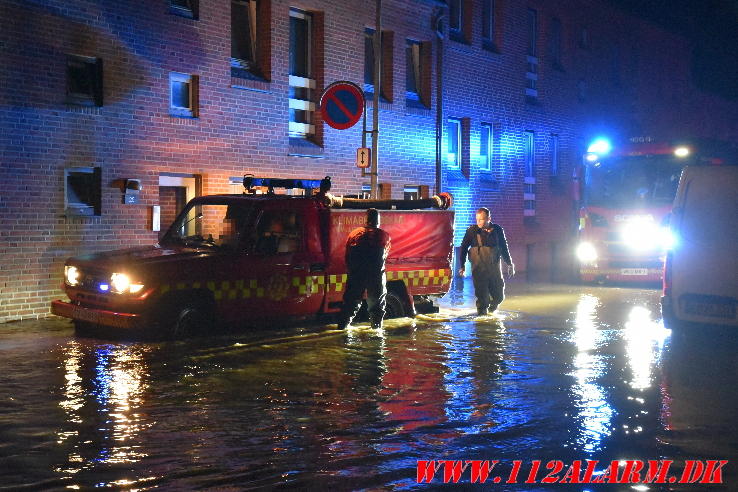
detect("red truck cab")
[52,177,454,338]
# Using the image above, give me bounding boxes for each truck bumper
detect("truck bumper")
[51,300,144,330]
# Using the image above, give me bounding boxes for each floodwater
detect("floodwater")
[1,280,736,490]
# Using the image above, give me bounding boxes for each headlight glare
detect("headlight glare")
[111,273,131,294]
[576,242,598,263]
[65,266,80,286]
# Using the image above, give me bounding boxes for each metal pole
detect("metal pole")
[434,12,445,195]
[370,0,382,199]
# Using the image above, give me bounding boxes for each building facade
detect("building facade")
[1,0,736,322]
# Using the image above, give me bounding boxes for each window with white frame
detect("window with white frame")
[231,1,258,74]
[480,123,493,171]
[550,133,560,176]
[524,131,535,177]
[289,9,315,138]
[169,72,198,118]
[447,118,461,169]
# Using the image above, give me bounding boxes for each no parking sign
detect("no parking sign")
[319,81,364,130]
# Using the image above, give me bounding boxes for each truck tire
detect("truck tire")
[169,304,210,339]
[385,290,408,319]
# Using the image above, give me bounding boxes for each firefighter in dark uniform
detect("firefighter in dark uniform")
[338,208,391,329]
[458,207,515,315]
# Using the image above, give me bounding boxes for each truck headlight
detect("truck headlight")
[111,273,131,293]
[110,273,144,294]
[576,242,598,263]
[65,265,80,286]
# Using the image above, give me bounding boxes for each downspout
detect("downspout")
[434,11,446,195]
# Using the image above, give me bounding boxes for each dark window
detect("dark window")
[364,28,375,88]
[65,167,102,216]
[170,0,198,19]
[551,134,560,176]
[482,0,496,49]
[406,39,428,107]
[290,10,311,78]
[527,8,537,56]
[449,0,462,33]
[66,55,103,107]
[169,72,198,118]
[231,1,257,71]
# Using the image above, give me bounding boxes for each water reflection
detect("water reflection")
[568,294,613,453]
[57,342,151,477]
[623,306,670,391]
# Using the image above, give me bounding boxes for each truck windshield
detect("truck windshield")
[586,155,684,208]
[161,202,256,250]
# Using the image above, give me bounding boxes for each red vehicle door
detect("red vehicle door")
[216,200,326,324]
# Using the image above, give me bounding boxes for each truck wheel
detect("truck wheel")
[169,304,209,339]
[385,291,408,319]
[73,320,95,337]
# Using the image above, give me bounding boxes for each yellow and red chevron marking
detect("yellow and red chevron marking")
[386,268,451,287]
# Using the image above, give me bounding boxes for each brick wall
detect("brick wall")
[1,0,736,322]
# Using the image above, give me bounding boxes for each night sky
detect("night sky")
[608,0,738,100]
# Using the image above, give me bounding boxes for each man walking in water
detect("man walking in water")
[338,208,391,329]
[458,207,515,315]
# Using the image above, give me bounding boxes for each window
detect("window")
[404,185,420,200]
[364,29,394,102]
[360,183,371,199]
[65,167,101,216]
[480,123,493,171]
[406,39,428,108]
[524,131,536,217]
[289,9,316,138]
[549,18,562,69]
[579,27,589,49]
[231,0,258,77]
[550,133,560,176]
[482,0,497,50]
[527,8,537,56]
[525,9,538,102]
[524,131,535,177]
[169,72,198,118]
[447,118,461,169]
[448,0,469,43]
[256,210,302,255]
[364,28,375,92]
[66,55,103,107]
[170,0,198,19]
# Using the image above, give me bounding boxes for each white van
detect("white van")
[662,165,738,327]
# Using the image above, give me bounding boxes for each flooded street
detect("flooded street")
[1,280,736,490]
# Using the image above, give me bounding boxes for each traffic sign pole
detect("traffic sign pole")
[371,0,382,199]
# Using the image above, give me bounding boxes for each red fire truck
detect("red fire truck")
[575,138,690,283]
[51,177,455,338]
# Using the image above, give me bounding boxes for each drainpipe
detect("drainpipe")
[434,11,446,195]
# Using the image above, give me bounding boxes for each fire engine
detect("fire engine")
[575,137,691,283]
[51,177,455,338]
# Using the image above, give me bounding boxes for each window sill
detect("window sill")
[446,168,469,183]
[479,173,499,189]
[482,39,501,54]
[169,6,198,20]
[449,30,469,45]
[405,99,431,115]
[231,76,271,93]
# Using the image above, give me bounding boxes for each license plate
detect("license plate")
[621,268,648,276]
[684,301,736,319]
[73,305,101,324]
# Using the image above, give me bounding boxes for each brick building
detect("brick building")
[1,0,736,322]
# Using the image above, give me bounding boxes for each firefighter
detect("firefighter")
[458,207,515,316]
[338,208,391,329]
